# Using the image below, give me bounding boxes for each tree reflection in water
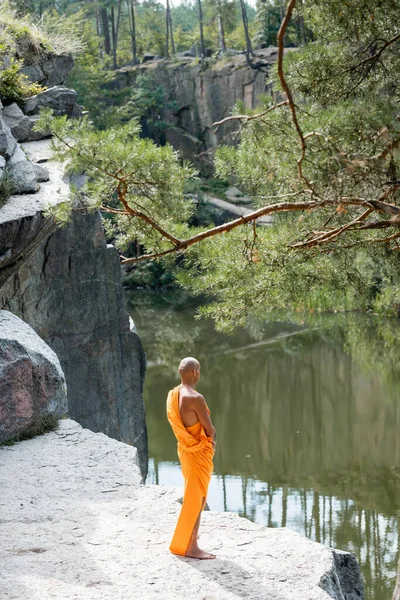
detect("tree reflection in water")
[128,291,400,600]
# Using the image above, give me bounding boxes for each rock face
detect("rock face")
[0,419,365,600]
[1,103,32,142]
[0,85,81,193]
[23,86,79,118]
[0,139,148,479]
[115,48,279,173]
[0,310,67,443]
[21,53,74,87]
[5,143,38,193]
[0,114,17,159]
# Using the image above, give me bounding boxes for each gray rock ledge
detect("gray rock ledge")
[0,419,364,600]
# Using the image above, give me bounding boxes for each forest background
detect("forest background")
[1,0,400,333]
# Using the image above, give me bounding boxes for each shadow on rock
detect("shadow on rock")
[178,556,285,599]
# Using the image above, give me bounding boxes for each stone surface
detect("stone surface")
[164,127,204,169]
[0,114,17,160]
[0,310,67,443]
[25,114,52,141]
[115,51,278,172]
[20,54,74,87]
[0,139,148,478]
[0,419,364,600]
[20,63,46,84]
[5,143,39,194]
[33,162,50,182]
[24,86,78,117]
[225,186,243,198]
[1,102,33,142]
[142,53,156,62]
[0,140,70,226]
[0,154,5,182]
[41,53,75,87]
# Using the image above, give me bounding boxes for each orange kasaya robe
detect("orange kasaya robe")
[166,385,214,556]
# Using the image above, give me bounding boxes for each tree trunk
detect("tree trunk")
[96,8,101,37]
[393,556,400,600]
[111,0,123,69]
[101,7,111,55]
[279,0,286,45]
[127,0,137,64]
[165,0,170,57]
[217,13,226,52]
[111,6,117,67]
[197,0,206,58]
[169,4,176,55]
[239,0,254,59]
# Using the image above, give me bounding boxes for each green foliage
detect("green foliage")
[203,0,237,47]
[171,24,198,53]
[12,0,400,332]
[0,57,44,102]
[33,109,197,256]
[65,23,117,129]
[117,72,178,130]
[136,0,167,56]
[193,0,400,329]
[224,18,257,51]
[123,260,175,288]
[171,0,199,33]
[254,0,308,48]
[0,412,60,446]
[0,1,51,59]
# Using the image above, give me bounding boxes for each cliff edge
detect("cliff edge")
[0,136,148,478]
[0,419,364,600]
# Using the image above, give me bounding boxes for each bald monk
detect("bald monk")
[166,357,217,559]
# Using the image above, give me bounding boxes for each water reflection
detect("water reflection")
[128,291,400,600]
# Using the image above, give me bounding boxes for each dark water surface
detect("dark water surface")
[128,291,400,600]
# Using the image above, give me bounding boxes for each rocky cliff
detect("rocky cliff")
[1,39,148,477]
[115,48,278,173]
[0,139,147,478]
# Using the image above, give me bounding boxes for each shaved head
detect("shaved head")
[179,357,200,374]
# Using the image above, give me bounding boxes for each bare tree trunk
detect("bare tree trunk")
[96,8,101,36]
[169,5,176,55]
[393,556,400,600]
[217,13,226,52]
[279,0,286,46]
[165,0,170,57]
[127,0,137,64]
[101,7,111,55]
[197,0,206,58]
[239,0,254,60]
[111,0,123,69]
[96,3,103,59]
[111,6,117,67]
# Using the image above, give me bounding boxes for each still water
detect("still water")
[128,291,400,600]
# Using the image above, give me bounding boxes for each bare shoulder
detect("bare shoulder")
[192,392,206,407]
[180,390,201,403]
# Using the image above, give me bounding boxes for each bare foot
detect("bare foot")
[185,547,216,560]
